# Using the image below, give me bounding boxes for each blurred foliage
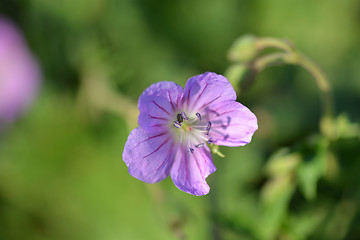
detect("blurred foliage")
[1,0,360,239]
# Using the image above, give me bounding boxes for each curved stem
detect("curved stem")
[78,67,139,129]
[254,52,294,71]
[295,53,334,137]
[252,47,334,137]
[255,37,294,53]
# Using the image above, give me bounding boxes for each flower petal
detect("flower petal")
[138,81,184,133]
[183,72,236,113]
[0,18,41,124]
[122,127,175,183]
[171,145,216,196]
[206,101,258,146]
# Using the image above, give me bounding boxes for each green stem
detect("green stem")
[255,37,294,53]
[252,45,334,137]
[295,53,334,137]
[254,52,295,71]
[78,67,139,129]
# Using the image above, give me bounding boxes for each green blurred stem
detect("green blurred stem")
[296,53,334,137]
[253,48,334,137]
[255,37,294,53]
[254,52,293,71]
[78,68,139,129]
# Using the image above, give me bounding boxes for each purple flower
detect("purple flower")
[0,17,41,127]
[122,72,258,196]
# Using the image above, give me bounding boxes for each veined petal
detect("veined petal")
[183,72,236,113]
[138,81,184,132]
[122,127,175,183]
[206,101,258,147]
[171,145,216,196]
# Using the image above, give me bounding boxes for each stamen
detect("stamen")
[206,121,212,135]
[173,111,214,151]
[189,130,211,143]
[177,114,184,123]
[196,112,202,121]
[206,121,212,130]
[195,143,204,148]
[174,121,181,128]
[181,112,188,120]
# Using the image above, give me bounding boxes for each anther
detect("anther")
[181,112,188,120]
[189,147,194,153]
[173,121,181,128]
[206,121,212,130]
[196,112,202,121]
[207,138,213,144]
[195,143,204,148]
[206,121,212,135]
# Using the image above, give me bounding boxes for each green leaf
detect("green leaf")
[297,138,329,201]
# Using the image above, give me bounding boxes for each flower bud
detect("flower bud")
[227,35,257,62]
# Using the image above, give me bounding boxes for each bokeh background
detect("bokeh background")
[1,0,360,239]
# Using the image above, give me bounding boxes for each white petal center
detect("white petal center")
[171,111,213,153]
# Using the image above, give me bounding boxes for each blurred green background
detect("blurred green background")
[1,0,360,239]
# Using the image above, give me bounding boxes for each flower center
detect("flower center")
[172,112,213,153]
[180,122,192,132]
